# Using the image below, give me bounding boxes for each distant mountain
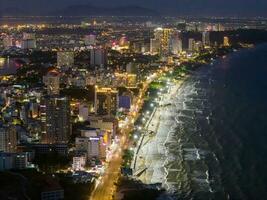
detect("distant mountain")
[52,5,159,16]
[0,4,159,17]
[1,7,29,16]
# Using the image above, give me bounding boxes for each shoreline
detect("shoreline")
[130,46,250,195]
[133,77,186,187]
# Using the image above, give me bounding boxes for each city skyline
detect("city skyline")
[0,1,267,199]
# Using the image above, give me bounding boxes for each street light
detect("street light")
[134,134,138,139]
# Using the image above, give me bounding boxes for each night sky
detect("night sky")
[1,0,267,17]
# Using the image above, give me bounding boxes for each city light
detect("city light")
[0,6,263,200]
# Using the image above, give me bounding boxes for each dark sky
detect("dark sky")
[1,0,267,16]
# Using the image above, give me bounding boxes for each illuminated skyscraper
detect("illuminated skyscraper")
[90,48,107,68]
[95,87,118,116]
[41,96,71,144]
[0,125,17,153]
[84,34,97,46]
[223,36,230,46]
[43,70,60,95]
[151,28,173,55]
[21,32,36,49]
[188,38,196,52]
[78,103,89,122]
[150,38,160,54]
[161,28,173,54]
[23,32,35,40]
[202,31,210,47]
[170,32,183,54]
[3,35,13,48]
[195,41,203,51]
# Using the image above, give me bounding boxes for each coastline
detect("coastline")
[133,77,186,188]
[129,46,252,198]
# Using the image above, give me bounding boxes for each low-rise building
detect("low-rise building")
[72,155,87,171]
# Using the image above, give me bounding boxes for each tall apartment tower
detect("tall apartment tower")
[188,38,196,52]
[41,96,71,144]
[223,36,230,46]
[150,28,173,55]
[0,125,17,153]
[170,32,183,54]
[43,70,60,95]
[21,32,37,49]
[94,87,118,116]
[90,48,107,69]
[202,31,210,47]
[85,34,97,46]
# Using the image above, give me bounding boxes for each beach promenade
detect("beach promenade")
[133,81,183,187]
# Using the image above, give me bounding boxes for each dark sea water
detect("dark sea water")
[0,57,18,75]
[166,44,267,200]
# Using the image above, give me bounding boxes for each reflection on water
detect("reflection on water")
[0,58,6,67]
[0,57,19,75]
[164,44,267,200]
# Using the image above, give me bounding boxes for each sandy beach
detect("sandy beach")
[134,79,185,190]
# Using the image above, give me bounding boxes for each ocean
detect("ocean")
[0,57,19,75]
[164,44,267,200]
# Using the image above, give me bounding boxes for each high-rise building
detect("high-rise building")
[195,41,203,52]
[119,36,127,46]
[57,51,74,68]
[0,125,17,153]
[21,32,36,49]
[43,70,60,95]
[150,38,160,54]
[151,28,173,55]
[216,24,225,32]
[161,28,173,54]
[223,36,230,46]
[23,32,35,40]
[78,103,89,122]
[41,96,71,144]
[154,28,163,39]
[3,35,13,48]
[202,31,211,47]
[95,87,118,116]
[21,40,36,49]
[90,48,107,68]
[170,32,183,54]
[188,38,196,52]
[84,34,97,46]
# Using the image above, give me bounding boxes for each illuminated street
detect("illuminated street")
[90,148,122,200]
[0,6,266,200]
